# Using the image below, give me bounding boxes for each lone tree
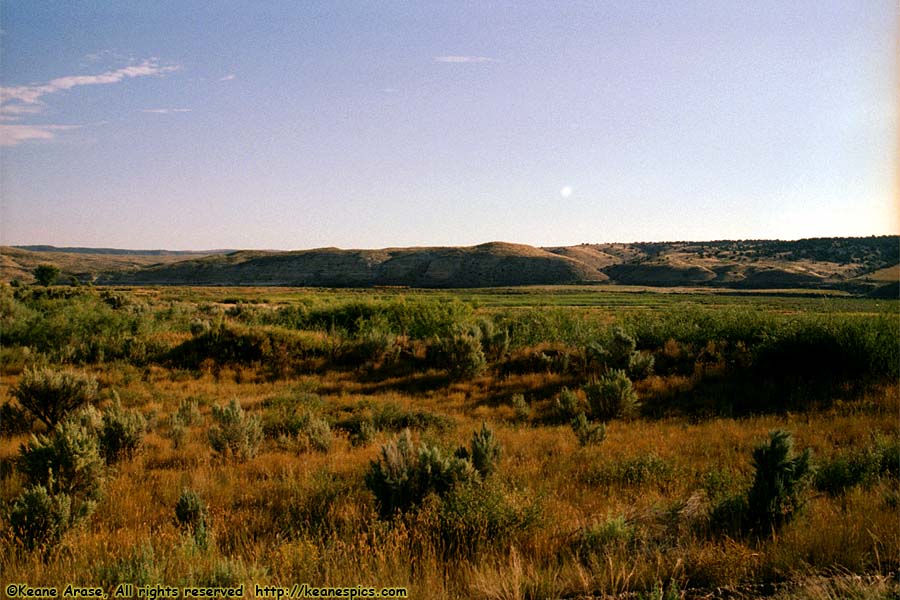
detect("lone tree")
[33,264,60,286]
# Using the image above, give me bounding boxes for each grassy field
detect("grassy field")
[1,283,898,599]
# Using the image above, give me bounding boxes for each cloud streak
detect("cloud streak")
[0,59,181,113]
[140,108,192,114]
[434,55,498,63]
[219,74,236,81]
[0,124,80,147]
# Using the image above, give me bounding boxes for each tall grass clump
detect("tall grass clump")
[12,367,98,429]
[437,479,541,558]
[208,398,263,461]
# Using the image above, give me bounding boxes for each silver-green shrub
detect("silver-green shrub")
[584,369,639,421]
[208,398,263,461]
[100,400,146,463]
[175,488,210,549]
[8,485,74,550]
[365,429,475,518]
[470,422,501,477]
[571,413,606,447]
[17,417,104,501]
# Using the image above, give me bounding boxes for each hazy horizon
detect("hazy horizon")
[2,2,897,250]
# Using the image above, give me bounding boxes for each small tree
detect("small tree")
[33,264,61,286]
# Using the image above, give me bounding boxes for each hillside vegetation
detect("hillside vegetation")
[4,236,897,291]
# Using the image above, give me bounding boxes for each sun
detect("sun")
[560,186,573,198]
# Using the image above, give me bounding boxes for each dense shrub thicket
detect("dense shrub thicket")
[2,286,897,416]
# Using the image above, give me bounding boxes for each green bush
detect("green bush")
[364,429,475,518]
[4,292,150,364]
[33,264,61,286]
[474,317,510,361]
[510,393,531,424]
[175,489,210,549]
[469,422,501,477]
[627,351,655,380]
[574,514,634,556]
[176,398,201,425]
[8,485,73,550]
[746,430,812,535]
[12,367,98,429]
[571,413,606,447]
[554,387,582,422]
[100,400,146,463]
[301,416,333,453]
[814,435,900,496]
[426,334,487,379]
[437,480,540,557]
[1,401,33,436]
[584,369,640,421]
[208,399,263,461]
[18,417,105,501]
[607,327,637,369]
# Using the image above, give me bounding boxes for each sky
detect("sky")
[0,1,897,250]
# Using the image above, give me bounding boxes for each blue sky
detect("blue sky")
[1,1,896,250]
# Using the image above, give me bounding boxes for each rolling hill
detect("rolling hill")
[2,236,897,291]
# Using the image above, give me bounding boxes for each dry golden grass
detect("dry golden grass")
[2,353,898,598]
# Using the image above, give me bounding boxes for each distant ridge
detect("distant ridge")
[3,236,898,291]
[15,245,233,256]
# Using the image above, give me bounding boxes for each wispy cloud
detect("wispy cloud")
[0,104,43,120]
[140,108,192,114]
[219,74,236,82]
[434,55,499,63]
[0,58,181,147]
[0,124,80,147]
[0,59,181,114]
